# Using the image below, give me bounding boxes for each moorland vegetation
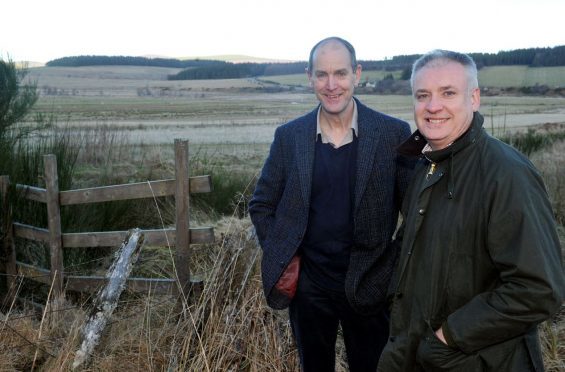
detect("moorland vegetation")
[0,53,564,370]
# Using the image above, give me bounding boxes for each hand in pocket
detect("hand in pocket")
[275,255,301,299]
[416,326,483,371]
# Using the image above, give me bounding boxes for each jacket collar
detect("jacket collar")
[294,97,381,212]
[397,112,485,162]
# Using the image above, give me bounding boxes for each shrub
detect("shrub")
[499,129,565,157]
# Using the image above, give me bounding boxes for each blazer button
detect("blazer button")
[418,208,425,215]
[395,292,403,299]
[389,336,396,342]
[279,261,285,267]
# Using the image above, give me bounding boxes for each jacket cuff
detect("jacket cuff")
[441,321,458,349]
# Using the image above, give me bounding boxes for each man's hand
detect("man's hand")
[435,327,448,345]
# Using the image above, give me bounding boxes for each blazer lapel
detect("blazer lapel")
[295,110,317,208]
[355,104,381,211]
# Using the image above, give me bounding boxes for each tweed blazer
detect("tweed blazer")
[249,98,413,312]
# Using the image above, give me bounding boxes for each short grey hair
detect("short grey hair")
[410,49,479,91]
[308,36,358,73]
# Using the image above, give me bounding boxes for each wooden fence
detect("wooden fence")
[0,139,213,302]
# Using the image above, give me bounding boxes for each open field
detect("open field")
[260,69,405,86]
[24,66,565,146]
[28,65,266,94]
[31,93,565,145]
[263,66,565,88]
[479,66,565,88]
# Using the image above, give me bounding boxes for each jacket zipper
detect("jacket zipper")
[426,162,436,180]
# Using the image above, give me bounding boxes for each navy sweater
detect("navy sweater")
[301,134,358,292]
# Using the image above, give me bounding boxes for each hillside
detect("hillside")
[179,54,294,63]
[42,45,565,82]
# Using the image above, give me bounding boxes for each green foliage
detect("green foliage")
[0,57,55,187]
[1,57,57,236]
[0,59,39,143]
[400,67,411,81]
[191,157,256,219]
[168,62,306,81]
[472,45,565,68]
[0,58,51,273]
[46,55,226,68]
[6,129,81,268]
[498,129,565,156]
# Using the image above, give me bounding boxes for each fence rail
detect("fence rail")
[12,223,214,247]
[15,261,176,294]
[0,139,213,305]
[15,175,212,205]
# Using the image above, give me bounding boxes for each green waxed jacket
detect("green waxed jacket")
[377,112,564,371]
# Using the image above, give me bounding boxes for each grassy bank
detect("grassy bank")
[1,120,563,371]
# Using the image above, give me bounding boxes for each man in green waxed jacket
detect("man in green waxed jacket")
[377,50,564,371]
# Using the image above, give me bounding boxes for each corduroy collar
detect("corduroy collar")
[397,112,485,162]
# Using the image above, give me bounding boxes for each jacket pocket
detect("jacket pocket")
[476,336,533,371]
[416,326,484,371]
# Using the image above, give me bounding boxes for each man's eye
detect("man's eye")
[444,91,455,96]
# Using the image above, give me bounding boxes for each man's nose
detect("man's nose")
[426,95,442,112]
[327,75,337,90]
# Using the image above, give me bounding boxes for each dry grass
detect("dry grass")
[539,306,565,372]
[2,215,562,371]
[1,217,302,371]
[532,139,565,372]
[1,144,563,371]
[531,139,565,225]
[0,297,85,371]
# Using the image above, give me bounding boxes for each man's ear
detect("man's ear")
[471,87,481,112]
[354,64,362,85]
[306,67,313,86]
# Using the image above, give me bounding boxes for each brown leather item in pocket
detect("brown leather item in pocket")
[275,255,301,299]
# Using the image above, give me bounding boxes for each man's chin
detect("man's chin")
[321,102,349,116]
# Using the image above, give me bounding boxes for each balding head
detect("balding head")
[308,37,357,73]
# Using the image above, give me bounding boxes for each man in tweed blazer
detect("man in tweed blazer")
[249,37,413,371]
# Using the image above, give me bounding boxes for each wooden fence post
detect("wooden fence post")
[44,155,64,299]
[72,229,145,370]
[1,175,18,306]
[174,140,191,305]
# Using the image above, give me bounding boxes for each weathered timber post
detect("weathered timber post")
[174,139,191,307]
[0,175,18,306]
[44,155,64,299]
[72,228,145,370]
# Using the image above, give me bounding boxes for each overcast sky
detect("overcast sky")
[1,0,564,63]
